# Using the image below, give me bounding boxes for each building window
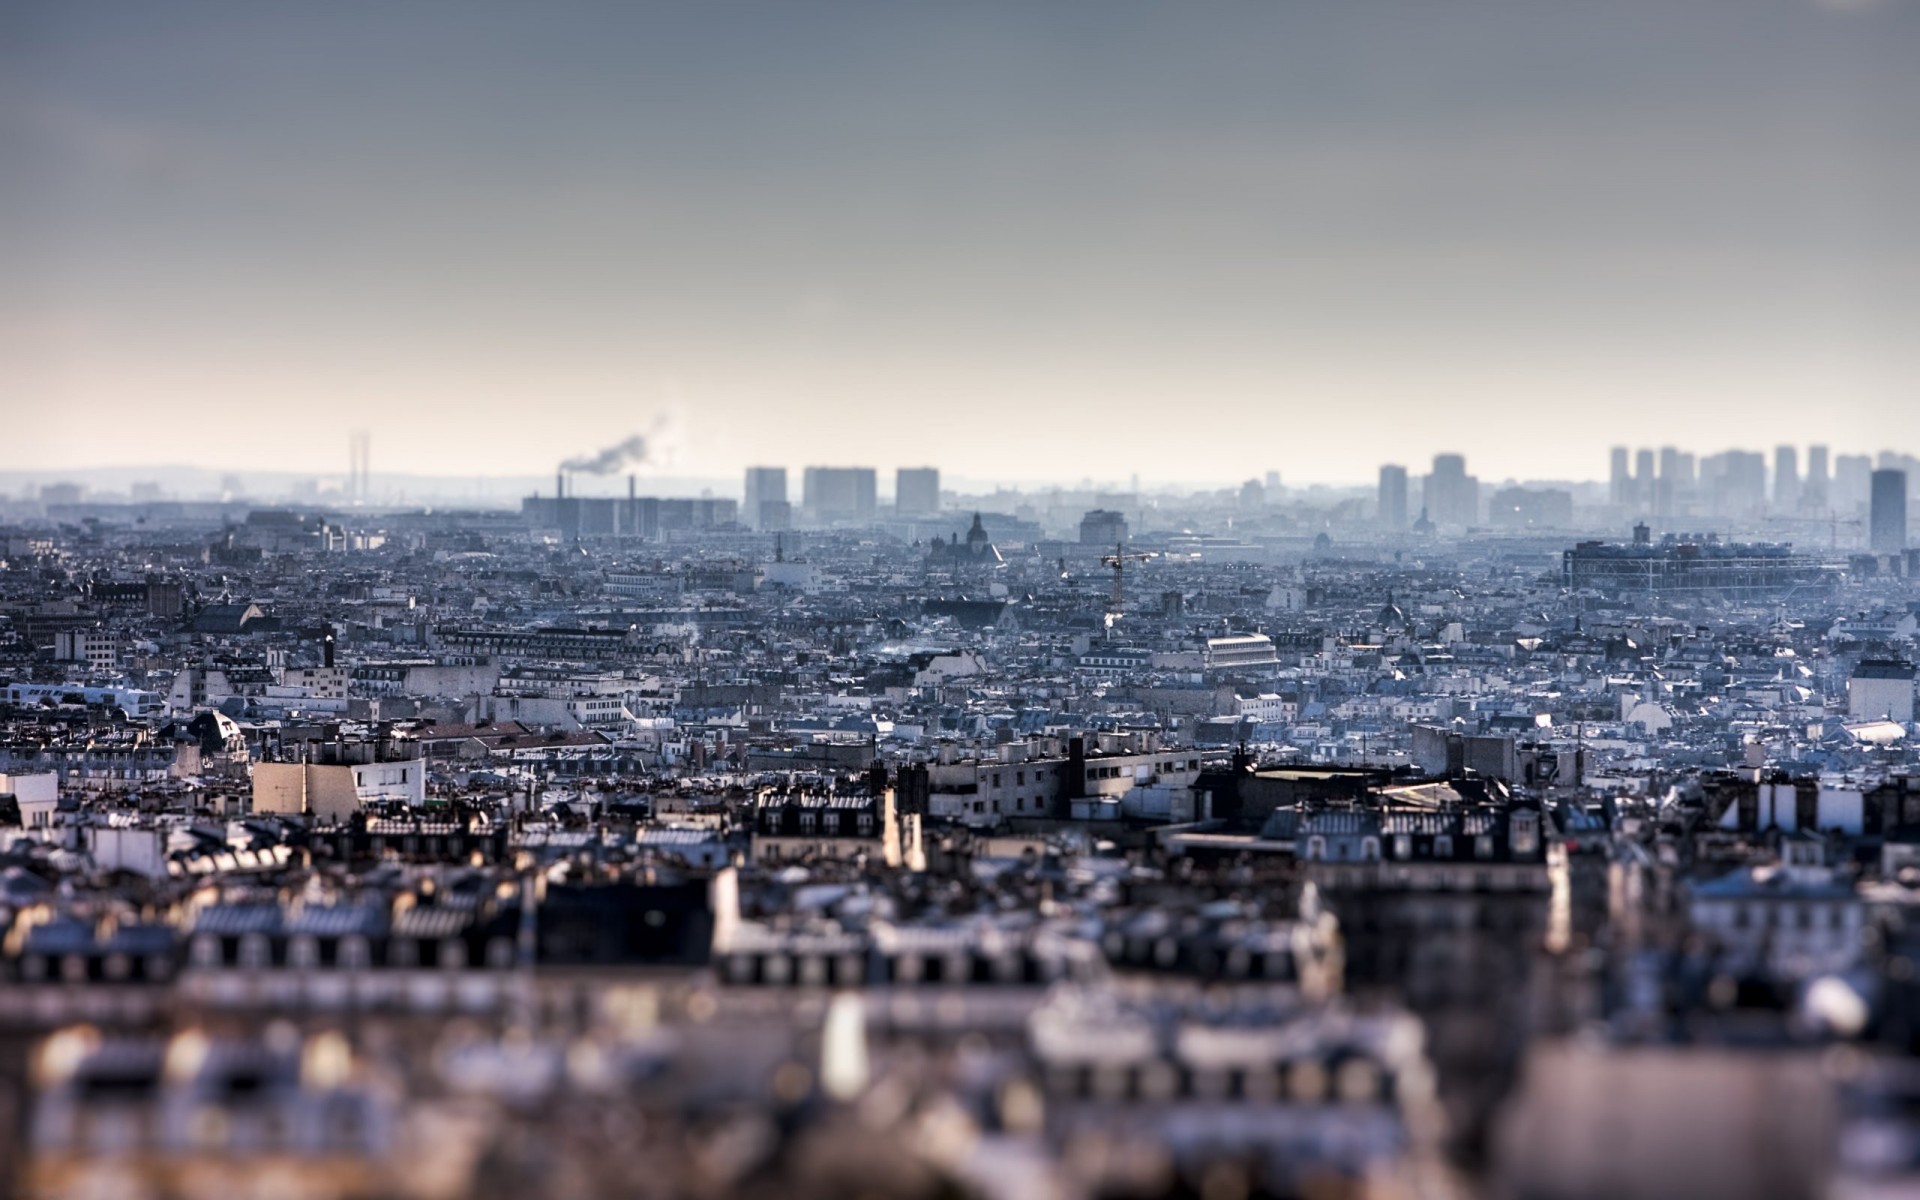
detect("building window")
[1435,835,1454,859]
[239,933,272,969]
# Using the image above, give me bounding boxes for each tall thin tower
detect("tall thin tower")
[349,431,371,502]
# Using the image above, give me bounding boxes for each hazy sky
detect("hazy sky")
[4,1,1917,486]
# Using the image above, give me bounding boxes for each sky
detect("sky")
[3,1,1917,487]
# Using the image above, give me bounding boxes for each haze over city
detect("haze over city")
[5,7,1920,1200]
[6,0,1918,484]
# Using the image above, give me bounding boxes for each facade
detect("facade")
[1487,487,1573,529]
[1426,453,1478,527]
[801,466,877,524]
[894,467,940,516]
[1871,468,1908,554]
[1079,509,1128,546]
[52,629,116,671]
[742,466,787,530]
[1850,660,1916,725]
[1774,444,1800,511]
[1378,464,1409,532]
[1564,536,1836,597]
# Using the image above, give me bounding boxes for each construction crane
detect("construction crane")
[1764,514,1863,550]
[1101,541,1157,619]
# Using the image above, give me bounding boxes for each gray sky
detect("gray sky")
[4,1,1916,485]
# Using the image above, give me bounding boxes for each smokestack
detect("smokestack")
[556,471,564,500]
[628,473,636,500]
[323,623,335,668]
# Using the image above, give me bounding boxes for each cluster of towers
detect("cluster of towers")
[1609,444,1909,552]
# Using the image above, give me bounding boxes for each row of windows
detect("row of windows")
[1708,902,1855,932]
[972,797,1041,814]
[762,812,876,835]
[189,933,517,970]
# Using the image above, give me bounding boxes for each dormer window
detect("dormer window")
[1511,812,1540,857]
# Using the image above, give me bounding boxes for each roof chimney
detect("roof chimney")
[556,471,565,500]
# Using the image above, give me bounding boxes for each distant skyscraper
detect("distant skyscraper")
[1264,470,1282,495]
[1609,447,1630,506]
[743,466,787,530]
[1773,445,1799,511]
[1633,448,1654,504]
[802,467,877,525]
[1426,454,1478,527]
[895,467,940,516]
[1870,469,1908,554]
[1699,450,1767,518]
[1378,464,1409,532]
[1804,445,1829,510]
[1835,454,1873,512]
[1656,446,1683,517]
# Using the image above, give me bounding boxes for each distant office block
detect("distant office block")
[743,467,787,531]
[802,466,877,525]
[895,467,940,516]
[1080,509,1128,546]
[757,500,792,532]
[1426,454,1478,527]
[1488,487,1573,529]
[1609,447,1630,506]
[1701,450,1767,518]
[1871,469,1908,554]
[1378,465,1409,532]
[1805,445,1829,509]
[1773,446,1799,511]
[1834,454,1873,512]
